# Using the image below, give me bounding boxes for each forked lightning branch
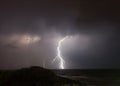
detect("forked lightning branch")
[52,36,69,69]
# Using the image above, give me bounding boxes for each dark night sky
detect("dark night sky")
[0,0,120,69]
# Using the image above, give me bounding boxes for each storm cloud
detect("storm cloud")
[0,0,120,69]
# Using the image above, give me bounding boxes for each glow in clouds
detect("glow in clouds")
[53,36,69,69]
[17,35,41,45]
[0,34,41,47]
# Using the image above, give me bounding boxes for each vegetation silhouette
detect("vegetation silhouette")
[0,66,81,86]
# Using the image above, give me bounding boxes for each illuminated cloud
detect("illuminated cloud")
[0,34,41,47]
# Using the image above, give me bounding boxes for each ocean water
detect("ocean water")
[53,69,120,86]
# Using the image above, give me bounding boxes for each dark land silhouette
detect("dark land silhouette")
[0,66,81,86]
[0,66,120,86]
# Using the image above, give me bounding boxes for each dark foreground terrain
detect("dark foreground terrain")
[54,69,120,86]
[0,67,120,86]
[0,67,81,86]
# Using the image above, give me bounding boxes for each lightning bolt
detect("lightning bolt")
[52,36,68,69]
